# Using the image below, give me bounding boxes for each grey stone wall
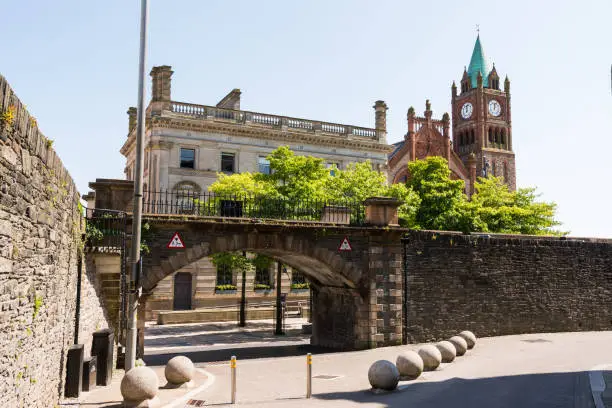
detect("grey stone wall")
[404,230,612,343]
[0,74,111,407]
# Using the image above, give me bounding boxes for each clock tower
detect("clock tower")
[451,35,516,191]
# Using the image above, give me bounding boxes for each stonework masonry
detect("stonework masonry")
[0,74,112,407]
[403,230,612,343]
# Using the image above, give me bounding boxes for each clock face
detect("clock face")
[488,99,501,117]
[461,102,473,119]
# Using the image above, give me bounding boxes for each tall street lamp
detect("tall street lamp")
[126,0,149,372]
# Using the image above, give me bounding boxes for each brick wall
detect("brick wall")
[404,230,612,343]
[0,74,111,407]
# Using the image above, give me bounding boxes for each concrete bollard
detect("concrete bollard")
[395,351,423,380]
[120,366,160,408]
[449,336,468,356]
[164,355,195,388]
[418,345,442,371]
[368,360,400,391]
[459,330,477,349]
[436,341,457,363]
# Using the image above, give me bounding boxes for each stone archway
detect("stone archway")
[135,218,405,354]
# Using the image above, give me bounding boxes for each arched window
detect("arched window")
[488,128,493,143]
[471,129,475,144]
[501,129,506,145]
[173,181,202,214]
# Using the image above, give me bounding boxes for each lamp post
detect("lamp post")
[125,0,149,372]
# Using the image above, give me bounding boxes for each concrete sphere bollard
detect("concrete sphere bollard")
[449,336,468,356]
[165,356,195,385]
[459,330,477,349]
[418,345,442,371]
[436,341,457,363]
[395,351,424,380]
[368,360,400,391]
[120,366,160,407]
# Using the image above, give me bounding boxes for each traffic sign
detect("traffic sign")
[167,232,185,249]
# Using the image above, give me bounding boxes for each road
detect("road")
[144,320,608,407]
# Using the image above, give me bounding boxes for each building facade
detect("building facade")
[119,66,393,320]
[388,35,516,194]
[117,34,517,320]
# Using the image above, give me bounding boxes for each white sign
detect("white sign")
[167,232,185,249]
[338,236,352,252]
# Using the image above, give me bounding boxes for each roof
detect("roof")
[389,140,405,159]
[467,35,492,88]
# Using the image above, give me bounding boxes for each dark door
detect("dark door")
[173,273,192,310]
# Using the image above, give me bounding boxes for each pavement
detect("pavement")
[65,319,612,407]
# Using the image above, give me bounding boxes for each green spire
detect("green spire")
[467,35,491,88]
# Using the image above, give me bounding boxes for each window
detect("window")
[221,152,235,173]
[258,157,270,175]
[291,271,307,285]
[325,162,339,176]
[180,148,195,169]
[216,264,233,286]
[254,265,270,287]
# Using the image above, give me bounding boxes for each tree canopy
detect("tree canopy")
[208,146,562,235]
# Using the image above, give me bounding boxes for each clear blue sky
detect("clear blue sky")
[2,0,611,237]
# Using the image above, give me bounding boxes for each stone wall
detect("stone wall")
[404,230,612,343]
[0,74,111,407]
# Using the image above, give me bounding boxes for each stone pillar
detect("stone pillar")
[367,236,404,348]
[442,112,451,161]
[373,100,388,143]
[407,107,416,161]
[89,179,135,212]
[127,107,137,135]
[364,197,401,227]
[156,141,173,191]
[136,294,149,358]
[467,153,477,197]
[150,65,173,114]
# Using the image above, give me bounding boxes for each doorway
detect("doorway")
[173,272,192,310]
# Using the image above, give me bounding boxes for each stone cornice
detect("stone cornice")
[121,113,393,158]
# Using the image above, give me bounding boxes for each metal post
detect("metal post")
[230,355,237,404]
[306,353,312,398]
[275,262,283,335]
[126,0,149,372]
[239,251,246,327]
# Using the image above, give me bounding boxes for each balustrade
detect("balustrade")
[169,101,377,138]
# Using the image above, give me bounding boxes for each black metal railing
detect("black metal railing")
[85,208,128,249]
[142,190,365,225]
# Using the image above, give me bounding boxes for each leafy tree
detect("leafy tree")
[266,146,331,201]
[325,161,388,202]
[386,182,421,228]
[406,157,469,231]
[468,176,562,235]
[208,172,277,197]
[210,252,254,274]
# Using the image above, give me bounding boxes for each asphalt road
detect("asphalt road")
[143,321,607,407]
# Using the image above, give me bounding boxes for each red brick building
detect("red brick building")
[388,35,516,194]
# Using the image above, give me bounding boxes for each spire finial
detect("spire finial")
[476,24,480,35]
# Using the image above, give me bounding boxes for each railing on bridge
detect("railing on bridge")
[142,190,366,225]
[85,208,128,250]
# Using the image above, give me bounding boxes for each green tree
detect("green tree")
[325,161,388,202]
[208,172,277,197]
[267,146,331,201]
[406,157,469,231]
[468,176,562,235]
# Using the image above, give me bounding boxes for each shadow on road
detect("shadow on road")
[314,371,595,408]
[144,343,337,366]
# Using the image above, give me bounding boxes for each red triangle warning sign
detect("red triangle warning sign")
[167,232,185,249]
[338,236,352,252]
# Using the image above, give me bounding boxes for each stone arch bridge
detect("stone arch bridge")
[87,179,407,351]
